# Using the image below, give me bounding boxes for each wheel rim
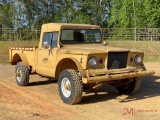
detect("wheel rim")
[16,68,22,82]
[61,77,71,98]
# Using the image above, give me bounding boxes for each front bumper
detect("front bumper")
[82,69,155,83]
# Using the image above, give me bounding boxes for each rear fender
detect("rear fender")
[11,53,29,66]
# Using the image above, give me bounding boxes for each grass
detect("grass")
[0,40,159,64]
[0,40,38,64]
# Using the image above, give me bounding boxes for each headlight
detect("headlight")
[88,57,97,67]
[135,55,142,64]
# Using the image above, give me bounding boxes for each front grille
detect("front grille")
[107,52,128,69]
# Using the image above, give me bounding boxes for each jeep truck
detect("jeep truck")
[9,23,155,105]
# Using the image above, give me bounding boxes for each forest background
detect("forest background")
[1,0,160,29]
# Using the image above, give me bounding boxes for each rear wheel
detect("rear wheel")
[58,69,83,105]
[116,77,141,95]
[15,62,29,86]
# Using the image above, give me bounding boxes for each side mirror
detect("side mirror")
[102,40,108,46]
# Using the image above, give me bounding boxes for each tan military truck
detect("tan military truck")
[9,23,155,105]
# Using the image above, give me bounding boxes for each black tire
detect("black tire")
[15,62,29,86]
[58,69,83,105]
[116,77,141,95]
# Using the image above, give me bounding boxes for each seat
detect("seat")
[74,31,84,42]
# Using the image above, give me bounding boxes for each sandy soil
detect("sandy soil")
[0,62,159,120]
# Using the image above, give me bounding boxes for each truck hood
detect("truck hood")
[58,44,140,55]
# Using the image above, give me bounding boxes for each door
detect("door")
[36,32,58,77]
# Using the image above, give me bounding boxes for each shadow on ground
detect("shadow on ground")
[118,75,160,103]
[28,79,57,86]
[80,75,160,104]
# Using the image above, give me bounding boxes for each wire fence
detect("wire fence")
[1,28,160,41]
[102,28,160,41]
[0,28,41,41]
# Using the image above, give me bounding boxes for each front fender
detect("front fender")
[69,57,85,77]
[55,57,86,80]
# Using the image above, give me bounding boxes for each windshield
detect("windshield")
[60,29,102,44]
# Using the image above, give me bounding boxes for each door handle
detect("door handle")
[43,58,48,63]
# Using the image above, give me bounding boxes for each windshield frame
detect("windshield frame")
[60,29,102,44]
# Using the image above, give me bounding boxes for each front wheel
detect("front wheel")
[58,69,83,105]
[15,62,30,86]
[116,77,141,95]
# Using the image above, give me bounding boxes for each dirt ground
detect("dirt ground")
[0,62,159,120]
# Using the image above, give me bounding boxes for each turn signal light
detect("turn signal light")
[98,58,104,65]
